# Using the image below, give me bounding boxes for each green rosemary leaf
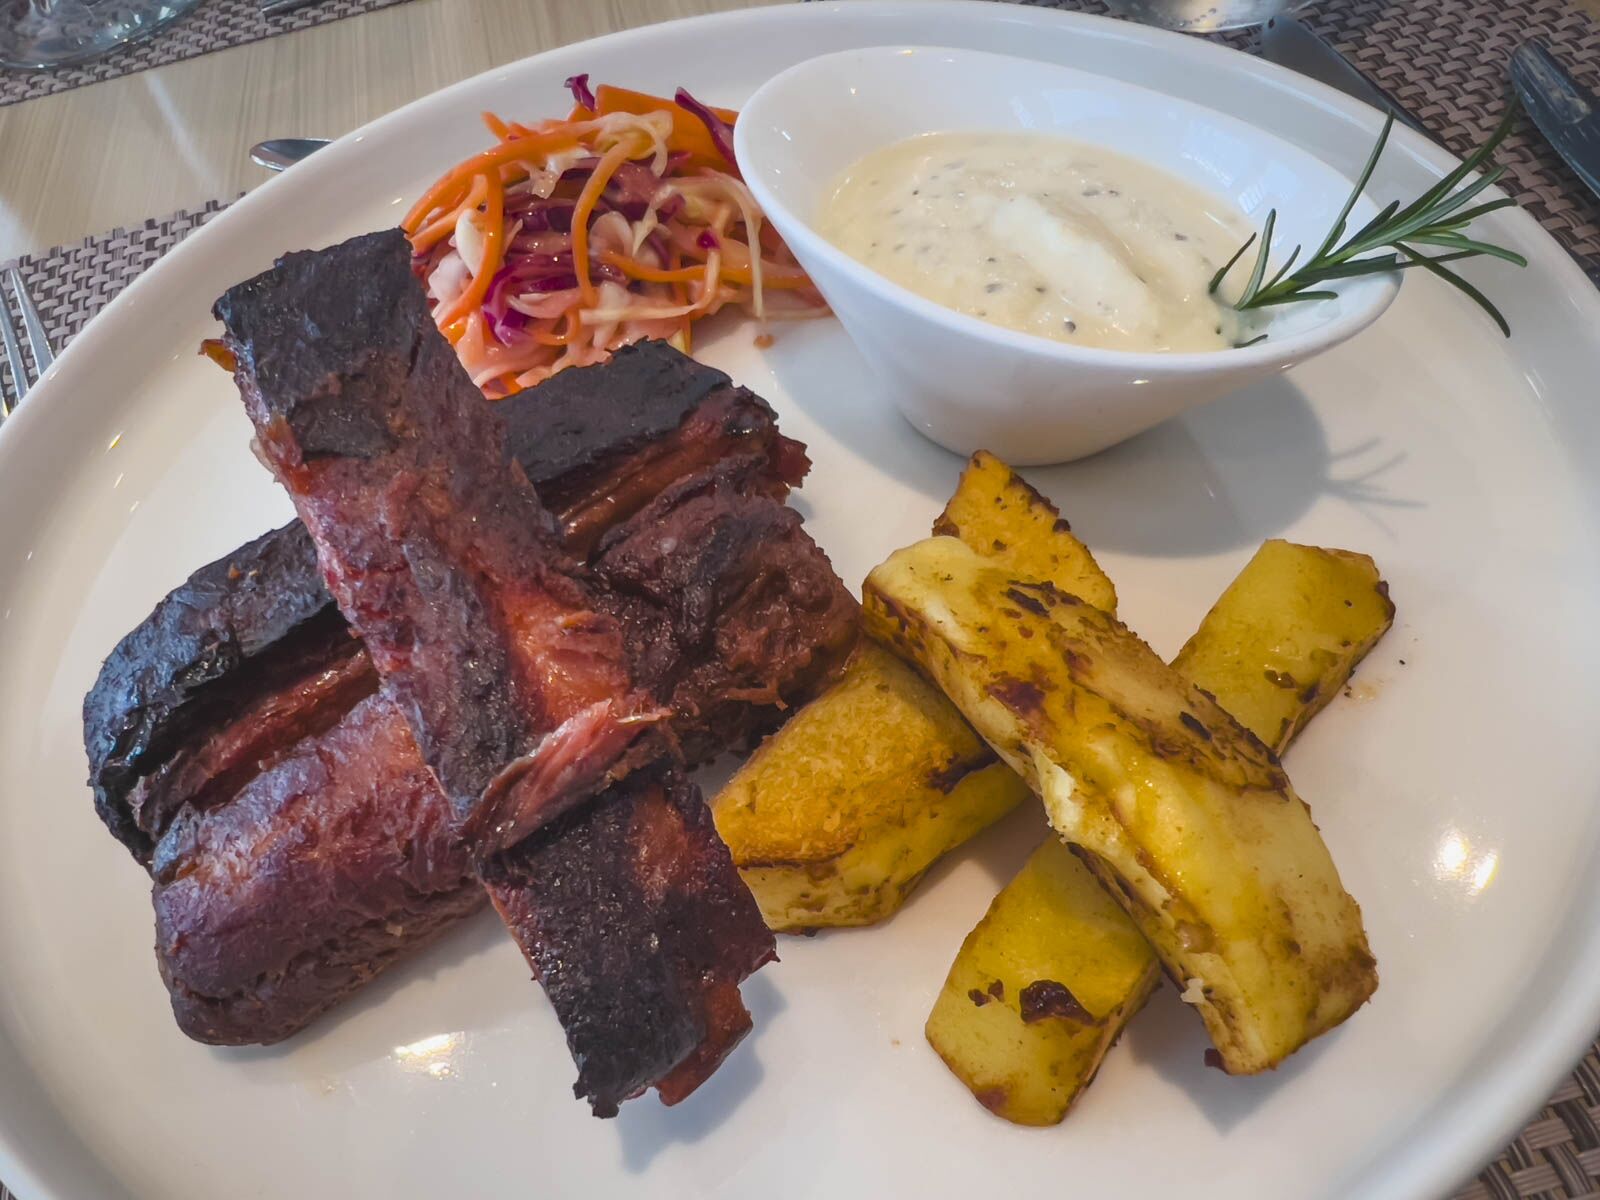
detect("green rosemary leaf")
[1397,244,1511,336]
[1239,208,1278,304]
[1383,106,1517,231]
[1314,112,1394,262]
[1213,96,1524,335]
[1290,253,1402,281]
[1342,199,1402,250]
[1405,232,1529,266]
[1430,197,1519,230]
[1259,243,1304,295]
[1291,251,1484,286]
[1242,289,1341,307]
[1209,230,1257,296]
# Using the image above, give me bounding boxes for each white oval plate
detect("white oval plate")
[2,5,1598,1199]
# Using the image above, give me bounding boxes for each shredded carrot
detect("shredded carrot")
[482,111,513,141]
[570,140,635,306]
[720,262,813,289]
[601,252,705,284]
[402,127,584,233]
[435,173,505,327]
[411,174,489,254]
[527,313,577,346]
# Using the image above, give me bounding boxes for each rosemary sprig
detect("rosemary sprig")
[1210,102,1528,336]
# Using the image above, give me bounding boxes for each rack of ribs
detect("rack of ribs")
[85,309,855,1113]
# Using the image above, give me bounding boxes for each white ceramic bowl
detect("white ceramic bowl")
[735,44,1402,464]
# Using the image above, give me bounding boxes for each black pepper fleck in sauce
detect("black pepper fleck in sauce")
[818,130,1250,352]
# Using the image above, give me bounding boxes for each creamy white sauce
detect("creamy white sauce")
[817,131,1253,353]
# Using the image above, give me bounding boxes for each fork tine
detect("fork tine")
[7,268,52,373]
[0,276,24,420]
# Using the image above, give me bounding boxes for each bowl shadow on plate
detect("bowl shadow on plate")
[613,972,787,1173]
[1036,375,1424,558]
[214,905,520,1073]
[1119,982,1341,1134]
[762,324,969,505]
[766,323,1422,555]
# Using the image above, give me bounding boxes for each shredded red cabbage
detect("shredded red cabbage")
[697,230,721,251]
[602,160,665,220]
[564,73,597,111]
[505,195,578,234]
[674,88,740,177]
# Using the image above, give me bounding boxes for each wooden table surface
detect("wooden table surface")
[7,0,1597,264]
[0,0,782,262]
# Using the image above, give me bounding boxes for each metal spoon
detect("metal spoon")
[1100,0,1308,34]
[249,137,331,173]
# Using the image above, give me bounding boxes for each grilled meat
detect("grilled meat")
[83,523,359,863]
[593,456,860,764]
[152,692,480,1045]
[212,228,788,1113]
[82,230,854,1113]
[482,764,776,1117]
[85,340,805,865]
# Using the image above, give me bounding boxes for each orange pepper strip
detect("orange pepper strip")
[570,140,635,307]
[411,175,489,254]
[403,127,583,233]
[434,173,505,327]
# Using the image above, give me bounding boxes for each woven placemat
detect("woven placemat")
[0,0,414,108]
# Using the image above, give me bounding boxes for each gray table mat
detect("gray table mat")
[0,0,414,108]
[5,0,1600,1185]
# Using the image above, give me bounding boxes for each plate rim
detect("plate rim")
[1,4,1597,1198]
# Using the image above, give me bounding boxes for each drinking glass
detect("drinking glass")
[1,0,200,69]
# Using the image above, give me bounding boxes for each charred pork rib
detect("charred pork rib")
[483,764,779,1115]
[86,341,806,867]
[132,455,848,1059]
[83,522,363,864]
[219,235,675,848]
[84,338,849,1096]
[212,229,794,1114]
[101,230,853,1113]
[152,692,478,1045]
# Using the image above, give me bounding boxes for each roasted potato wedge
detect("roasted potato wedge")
[927,539,1394,1121]
[927,838,1159,1124]
[1173,539,1394,756]
[715,641,1029,929]
[865,536,1377,1075]
[713,456,1115,930]
[934,450,1118,613]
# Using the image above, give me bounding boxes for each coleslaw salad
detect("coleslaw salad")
[402,77,826,397]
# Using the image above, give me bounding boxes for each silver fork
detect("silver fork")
[0,267,55,426]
